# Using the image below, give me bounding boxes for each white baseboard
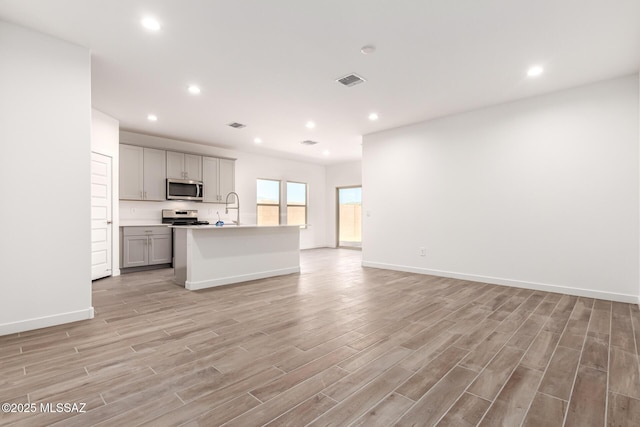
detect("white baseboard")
[0,307,94,336]
[362,261,639,304]
[185,267,300,291]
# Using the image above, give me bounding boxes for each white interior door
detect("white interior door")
[91,152,112,280]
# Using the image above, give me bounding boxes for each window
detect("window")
[287,181,307,227]
[257,179,280,225]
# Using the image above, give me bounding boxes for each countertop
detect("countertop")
[169,224,304,229]
[120,222,169,227]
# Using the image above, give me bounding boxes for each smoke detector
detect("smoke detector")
[336,73,366,87]
[300,140,319,146]
[360,45,376,55]
[227,122,246,129]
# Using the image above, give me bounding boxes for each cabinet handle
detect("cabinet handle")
[140,191,143,199]
[144,191,147,199]
[106,220,112,224]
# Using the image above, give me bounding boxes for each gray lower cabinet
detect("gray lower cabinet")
[121,226,171,269]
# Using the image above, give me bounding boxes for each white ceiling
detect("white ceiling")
[1,1,639,165]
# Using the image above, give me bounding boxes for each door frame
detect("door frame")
[336,185,362,250]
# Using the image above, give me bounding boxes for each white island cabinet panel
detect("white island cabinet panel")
[173,225,300,290]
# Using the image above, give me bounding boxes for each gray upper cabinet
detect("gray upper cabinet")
[202,156,235,203]
[120,144,231,202]
[185,154,202,181]
[219,158,235,201]
[119,144,144,200]
[119,144,166,200]
[143,148,167,200]
[167,151,202,181]
[202,156,220,202]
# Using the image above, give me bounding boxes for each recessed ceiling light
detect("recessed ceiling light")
[188,85,201,95]
[306,121,316,129]
[147,114,158,122]
[141,17,161,31]
[254,138,262,144]
[527,65,544,77]
[360,45,376,55]
[368,113,379,121]
[323,150,330,156]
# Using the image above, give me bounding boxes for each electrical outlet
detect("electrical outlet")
[208,209,213,215]
[419,247,426,256]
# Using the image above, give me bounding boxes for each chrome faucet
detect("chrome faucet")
[225,192,240,225]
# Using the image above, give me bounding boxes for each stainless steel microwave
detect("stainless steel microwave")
[166,179,203,201]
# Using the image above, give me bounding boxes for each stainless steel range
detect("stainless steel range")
[161,209,209,225]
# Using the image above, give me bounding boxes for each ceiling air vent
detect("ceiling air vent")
[227,122,246,129]
[300,140,319,146]
[336,73,366,87]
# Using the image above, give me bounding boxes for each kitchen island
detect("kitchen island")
[171,224,301,290]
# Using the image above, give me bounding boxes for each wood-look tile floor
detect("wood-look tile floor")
[2,248,640,426]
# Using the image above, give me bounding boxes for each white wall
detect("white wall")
[0,21,93,335]
[325,161,362,247]
[363,75,640,303]
[119,131,328,250]
[91,109,120,276]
